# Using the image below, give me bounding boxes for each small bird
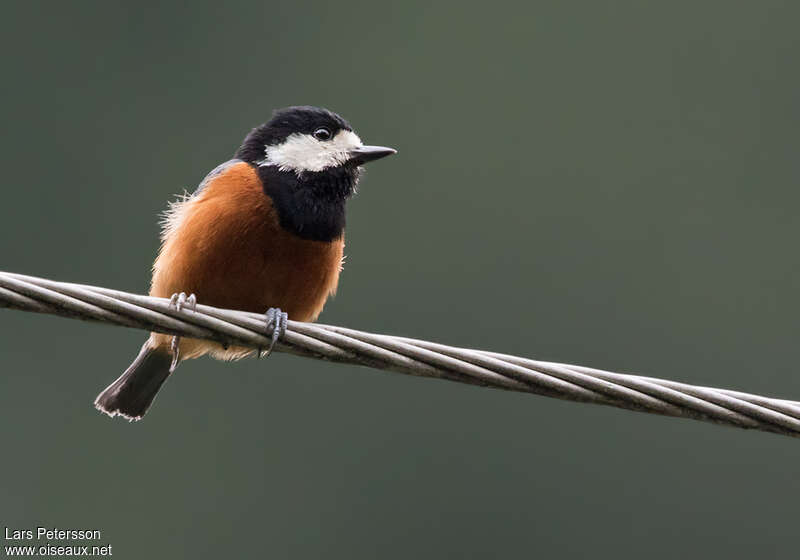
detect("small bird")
[95,106,395,420]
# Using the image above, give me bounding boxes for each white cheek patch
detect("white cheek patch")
[258,130,363,174]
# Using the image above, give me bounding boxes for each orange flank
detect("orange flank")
[149,162,343,360]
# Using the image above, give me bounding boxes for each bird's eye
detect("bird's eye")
[313,128,332,141]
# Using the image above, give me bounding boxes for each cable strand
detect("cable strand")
[1,270,798,438]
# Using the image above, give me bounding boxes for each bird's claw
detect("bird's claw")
[168,292,196,371]
[259,307,288,358]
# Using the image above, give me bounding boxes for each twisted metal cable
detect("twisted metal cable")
[1,270,800,438]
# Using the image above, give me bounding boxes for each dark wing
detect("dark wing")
[192,159,244,197]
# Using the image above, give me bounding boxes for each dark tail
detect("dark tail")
[94,340,174,421]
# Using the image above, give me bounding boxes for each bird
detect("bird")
[94,106,396,420]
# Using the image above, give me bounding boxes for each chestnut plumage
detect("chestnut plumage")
[95,106,395,420]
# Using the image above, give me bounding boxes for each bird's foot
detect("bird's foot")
[259,307,288,358]
[168,292,196,371]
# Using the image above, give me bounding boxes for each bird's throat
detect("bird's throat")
[255,164,356,242]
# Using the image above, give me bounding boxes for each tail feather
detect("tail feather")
[95,341,173,421]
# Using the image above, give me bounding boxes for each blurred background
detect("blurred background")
[1,1,799,557]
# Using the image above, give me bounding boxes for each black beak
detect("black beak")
[348,145,397,165]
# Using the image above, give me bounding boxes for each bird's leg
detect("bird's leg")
[168,292,196,372]
[259,307,288,358]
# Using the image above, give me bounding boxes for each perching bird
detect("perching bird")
[95,106,395,420]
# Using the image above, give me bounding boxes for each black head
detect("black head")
[236,106,352,162]
[235,106,395,241]
[236,106,395,172]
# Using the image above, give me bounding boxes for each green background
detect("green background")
[2,1,799,558]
